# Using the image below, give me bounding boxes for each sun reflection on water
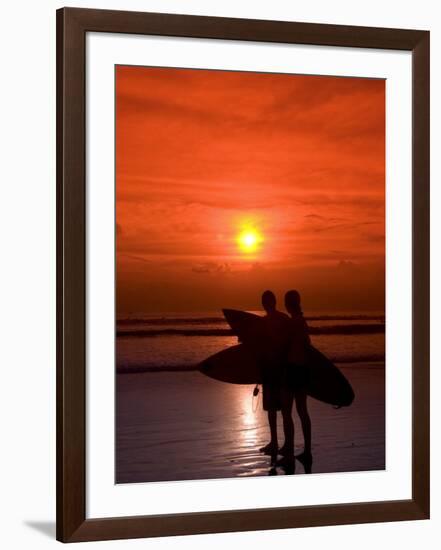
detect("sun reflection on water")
[238,390,260,448]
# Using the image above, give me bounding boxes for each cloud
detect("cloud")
[337,260,358,270]
[250,262,265,272]
[192,262,232,275]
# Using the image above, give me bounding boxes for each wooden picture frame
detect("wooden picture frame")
[56,7,430,543]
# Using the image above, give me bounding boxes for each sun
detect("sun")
[237,229,262,253]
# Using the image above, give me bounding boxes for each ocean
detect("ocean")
[116,311,385,374]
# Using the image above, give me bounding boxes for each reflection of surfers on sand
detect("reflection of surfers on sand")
[116,365,384,484]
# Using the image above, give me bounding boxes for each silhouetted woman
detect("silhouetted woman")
[278,290,312,469]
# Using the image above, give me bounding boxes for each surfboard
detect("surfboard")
[303,346,354,407]
[199,344,262,385]
[222,308,265,345]
[199,309,355,407]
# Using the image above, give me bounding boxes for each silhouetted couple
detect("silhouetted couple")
[258,290,312,472]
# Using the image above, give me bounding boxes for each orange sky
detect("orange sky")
[116,66,385,314]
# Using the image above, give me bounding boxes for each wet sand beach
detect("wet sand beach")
[116,364,385,483]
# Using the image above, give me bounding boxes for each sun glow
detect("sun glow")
[237,229,262,254]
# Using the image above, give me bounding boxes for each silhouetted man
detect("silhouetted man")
[258,290,291,456]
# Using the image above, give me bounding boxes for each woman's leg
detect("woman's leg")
[280,388,294,453]
[295,390,311,454]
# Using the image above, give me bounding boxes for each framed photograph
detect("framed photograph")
[56,7,430,543]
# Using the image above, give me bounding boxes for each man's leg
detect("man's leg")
[259,409,278,453]
[268,409,278,446]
